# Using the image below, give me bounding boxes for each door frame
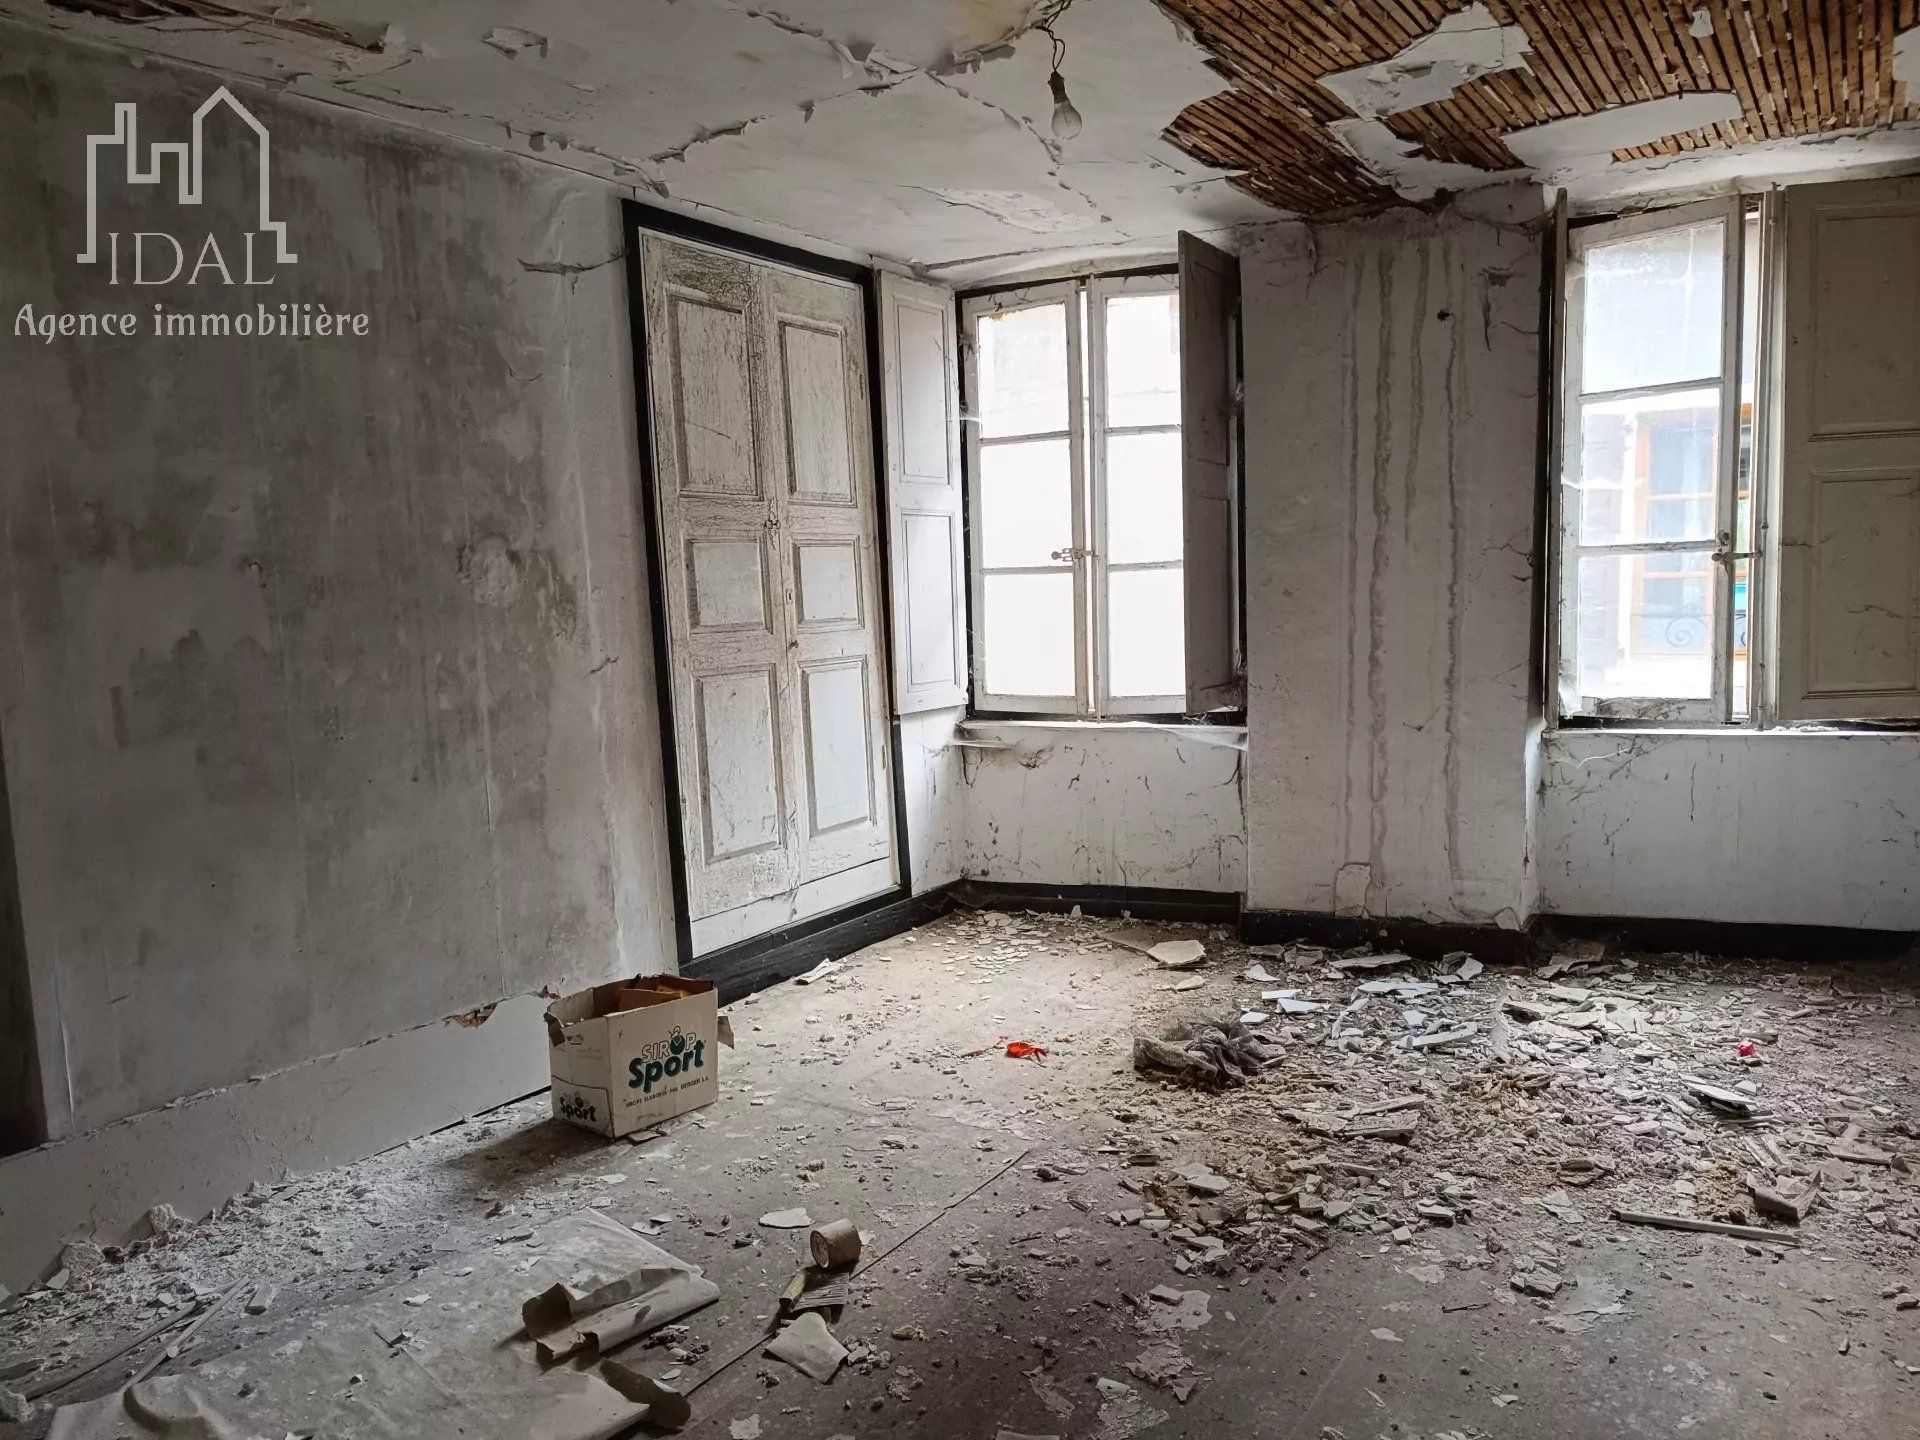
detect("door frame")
[621,200,913,981]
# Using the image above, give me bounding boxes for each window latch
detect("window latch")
[1050,546,1094,562]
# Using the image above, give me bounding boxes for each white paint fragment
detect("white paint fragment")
[1896,26,1920,91]
[1688,8,1714,38]
[1327,117,1505,201]
[1502,92,1743,174]
[1319,3,1531,120]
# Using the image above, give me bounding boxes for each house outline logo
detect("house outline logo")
[78,85,296,267]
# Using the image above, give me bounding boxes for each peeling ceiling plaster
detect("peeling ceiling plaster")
[1503,92,1745,177]
[1317,4,1529,122]
[0,0,1278,281]
[8,0,1915,282]
[1166,0,1920,217]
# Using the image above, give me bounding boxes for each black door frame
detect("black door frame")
[620,200,915,987]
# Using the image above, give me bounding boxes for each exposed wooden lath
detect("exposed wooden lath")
[1158,0,1920,216]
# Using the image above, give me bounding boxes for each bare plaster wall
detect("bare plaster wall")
[0,33,676,1139]
[959,723,1247,894]
[1239,198,1542,927]
[1537,732,1920,931]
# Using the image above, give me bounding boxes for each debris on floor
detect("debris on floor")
[1132,1016,1284,1085]
[6,906,1917,1440]
[1147,939,1206,971]
[763,1310,847,1382]
[808,1219,861,1270]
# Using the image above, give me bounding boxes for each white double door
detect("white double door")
[639,234,897,955]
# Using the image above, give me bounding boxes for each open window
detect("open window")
[1553,177,1920,729]
[960,238,1241,719]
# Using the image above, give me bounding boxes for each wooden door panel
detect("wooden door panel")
[801,659,877,837]
[666,292,759,497]
[692,667,785,862]
[779,320,857,505]
[686,535,773,633]
[793,539,864,629]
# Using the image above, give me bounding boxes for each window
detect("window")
[1555,198,1760,723]
[1555,176,1920,727]
[963,275,1190,715]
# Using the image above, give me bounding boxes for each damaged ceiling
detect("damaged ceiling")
[0,0,1276,279]
[4,0,1917,278]
[1164,0,1920,214]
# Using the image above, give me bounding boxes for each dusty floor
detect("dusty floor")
[4,908,1919,1438]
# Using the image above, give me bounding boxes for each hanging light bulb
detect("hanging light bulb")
[1041,16,1082,141]
[1048,68,1082,140]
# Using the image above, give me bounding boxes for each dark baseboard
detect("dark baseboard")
[690,884,1916,1007]
[1242,908,1918,968]
[1240,909,1534,965]
[1538,913,1918,965]
[953,879,1241,923]
[687,885,962,1002]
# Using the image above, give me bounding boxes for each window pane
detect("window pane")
[1580,220,1724,393]
[1739,209,1760,408]
[1107,567,1184,698]
[1104,292,1180,427]
[980,439,1073,568]
[978,303,1067,438]
[984,572,1075,696]
[1105,431,1183,564]
[1574,388,1720,546]
[1573,550,1713,700]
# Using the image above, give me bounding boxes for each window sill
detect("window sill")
[958,717,1247,749]
[1546,724,1920,741]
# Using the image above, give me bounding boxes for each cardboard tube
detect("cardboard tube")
[809,1218,860,1270]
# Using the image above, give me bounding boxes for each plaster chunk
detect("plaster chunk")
[1896,26,1920,91]
[1318,4,1531,120]
[1502,92,1744,175]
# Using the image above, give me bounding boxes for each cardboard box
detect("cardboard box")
[546,974,724,1137]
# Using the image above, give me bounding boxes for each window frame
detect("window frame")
[961,269,1190,719]
[962,279,1089,716]
[1550,195,1762,729]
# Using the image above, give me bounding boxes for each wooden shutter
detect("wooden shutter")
[1775,176,1920,722]
[1179,232,1243,712]
[877,271,967,714]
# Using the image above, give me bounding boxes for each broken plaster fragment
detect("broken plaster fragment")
[1502,92,1744,174]
[764,1311,848,1382]
[1150,940,1206,970]
[482,27,549,59]
[1899,27,1920,91]
[1318,3,1531,120]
